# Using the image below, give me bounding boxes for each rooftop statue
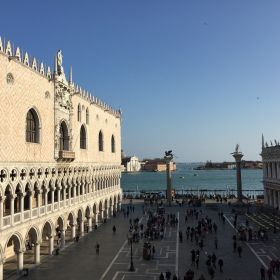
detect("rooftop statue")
[57,50,64,75]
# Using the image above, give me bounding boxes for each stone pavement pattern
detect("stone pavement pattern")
[12,201,280,280]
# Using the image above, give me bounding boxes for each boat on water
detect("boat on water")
[193,173,198,176]
[180,176,184,179]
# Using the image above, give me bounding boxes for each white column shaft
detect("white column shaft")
[49,237,54,255]
[35,244,40,264]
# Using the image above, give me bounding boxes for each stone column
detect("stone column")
[20,195,24,222]
[94,213,98,226]
[44,191,48,212]
[57,189,60,209]
[34,243,40,264]
[51,189,54,211]
[0,259,4,280]
[71,224,76,239]
[164,156,173,206]
[60,230,65,249]
[63,188,66,203]
[49,236,54,255]
[10,195,14,225]
[267,189,271,206]
[17,250,24,273]
[88,217,92,232]
[37,191,41,209]
[0,197,3,228]
[231,149,244,203]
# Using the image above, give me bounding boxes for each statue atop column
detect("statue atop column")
[164,150,173,206]
[231,144,244,203]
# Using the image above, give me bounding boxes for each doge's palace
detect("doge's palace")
[0,37,122,279]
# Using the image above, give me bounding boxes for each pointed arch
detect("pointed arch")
[98,130,104,152]
[111,135,116,153]
[80,125,87,149]
[26,108,40,143]
[59,121,69,151]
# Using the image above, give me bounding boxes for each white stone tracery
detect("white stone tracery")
[0,164,122,279]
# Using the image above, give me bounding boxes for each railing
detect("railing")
[47,205,52,213]
[54,202,58,211]
[3,216,11,227]
[0,189,122,229]
[14,213,21,223]
[32,208,38,218]
[40,206,45,215]
[24,210,30,220]
[122,188,264,198]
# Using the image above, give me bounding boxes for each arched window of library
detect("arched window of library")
[99,131,104,152]
[60,121,69,151]
[86,108,89,124]
[26,108,40,143]
[78,104,81,122]
[80,125,87,149]
[111,135,115,153]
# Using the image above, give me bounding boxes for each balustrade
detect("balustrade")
[46,205,52,213]
[3,216,11,227]
[14,213,21,224]
[32,208,38,218]
[24,210,30,220]
[40,206,45,215]
[54,202,58,211]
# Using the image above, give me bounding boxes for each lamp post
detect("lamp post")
[128,233,135,272]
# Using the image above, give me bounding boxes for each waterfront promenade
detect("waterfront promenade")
[12,199,280,280]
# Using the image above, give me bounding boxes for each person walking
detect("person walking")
[112,225,116,234]
[166,271,171,280]
[95,242,100,255]
[211,253,217,268]
[214,237,218,249]
[196,254,200,269]
[237,245,242,257]
[159,272,165,280]
[260,266,265,280]
[218,258,224,272]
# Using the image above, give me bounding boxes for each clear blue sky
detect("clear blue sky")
[1,0,280,162]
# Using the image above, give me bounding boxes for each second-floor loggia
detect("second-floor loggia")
[1,176,120,229]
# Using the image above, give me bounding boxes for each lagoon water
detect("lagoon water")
[121,163,263,192]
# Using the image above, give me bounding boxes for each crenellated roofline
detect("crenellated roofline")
[0,36,122,119]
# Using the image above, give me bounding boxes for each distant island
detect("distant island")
[194,160,262,170]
